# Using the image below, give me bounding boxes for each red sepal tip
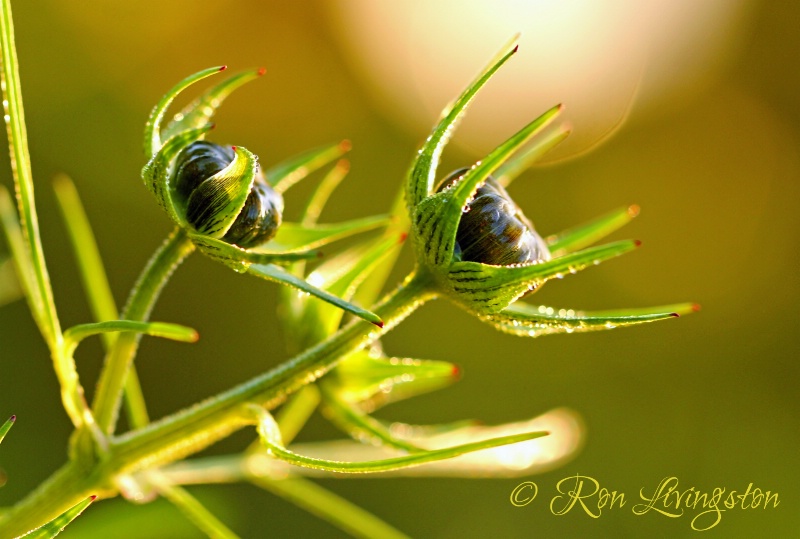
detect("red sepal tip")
[372,319,385,328]
[339,139,352,152]
[692,303,702,312]
[231,146,237,151]
[219,65,228,72]
[336,159,351,172]
[257,67,267,76]
[398,232,408,244]
[670,313,680,318]
[9,414,15,422]
[627,204,641,217]
[90,495,97,501]
[451,365,461,379]
[512,44,520,53]
[633,239,643,247]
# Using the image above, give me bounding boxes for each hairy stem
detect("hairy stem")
[0,270,436,536]
[91,227,195,434]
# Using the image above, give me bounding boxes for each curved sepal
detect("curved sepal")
[480,301,698,338]
[407,36,519,211]
[413,104,562,268]
[141,124,214,227]
[144,66,226,156]
[444,240,640,313]
[185,146,258,238]
[161,68,265,144]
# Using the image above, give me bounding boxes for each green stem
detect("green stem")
[91,227,195,434]
[0,0,61,350]
[0,271,436,537]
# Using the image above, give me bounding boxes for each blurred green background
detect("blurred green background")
[1,0,798,537]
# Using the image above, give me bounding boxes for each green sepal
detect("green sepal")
[162,68,265,144]
[547,204,640,256]
[190,233,318,273]
[141,124,214,227]
[264,215,391,253]
[0,414,15,444]
[405,36,519,211]
[21,495,96,538]
[246,263,382,326]
[406,36,519,211]
[444,240,639,314]
[496,127,571,187]
[266,141,351,193]
[144,65,225,156]
[480,301,696,338]
[414,104,562,268]
[186,146,257,238]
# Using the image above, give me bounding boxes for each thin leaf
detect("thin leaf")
[21,495,96,538]
[547,205,640,256]
[263,215,390,253]
[144,65,226,155]
[150,473,240,539]
[267,141,352,193]
[246,263,382,326]
[0,0,62,348]
[249,475,410,539]
[249,405,548,473]
[407,35,519,209]
[64,320,198,355]
[446,239,640,313]
[496,127,571,187]
[162,68,265,143]
[480,301,692,338]
[285,408,582,478]
[52,175,151,428]
[331,350,458,405]
[0,188,39,320]
[0,415,14,444]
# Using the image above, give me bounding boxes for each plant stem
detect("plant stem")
[92,227,195,434]
[0,270,436,537]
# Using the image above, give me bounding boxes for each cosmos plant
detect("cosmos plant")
[0,1,695,536]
